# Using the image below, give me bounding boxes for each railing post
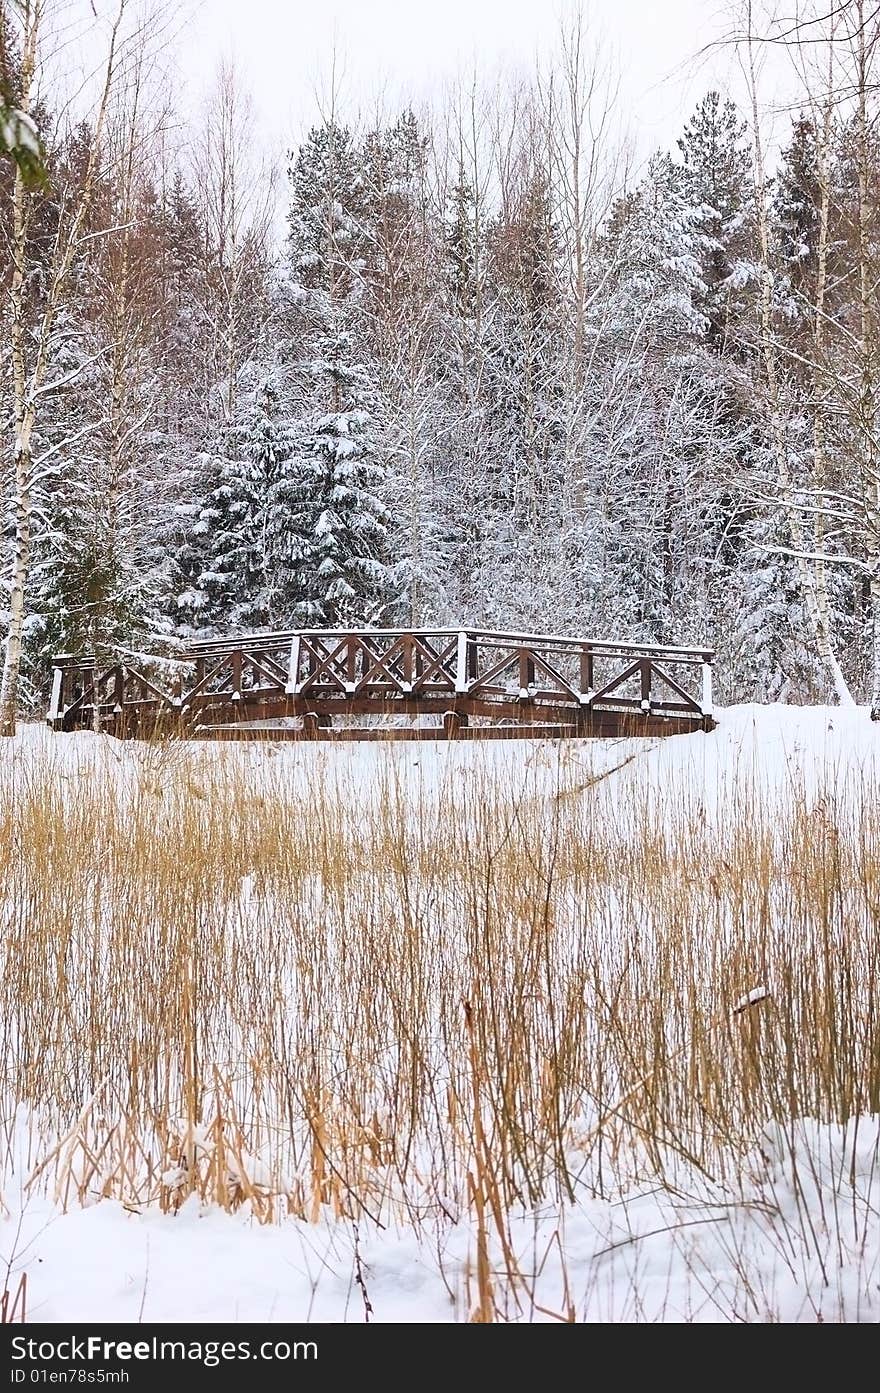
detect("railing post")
[640,659,651,712]
[346,635,357,693]
[701,658,714,721]
[579,646,594,705]
[285,635,300,695]
[455,631,468,694]
[47,666,63,730]
[518,647,532,699]
[113,666,126,738]
[171,673,183,736]
[231,649,242,704]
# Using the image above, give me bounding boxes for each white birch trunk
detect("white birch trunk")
[0,1,127,736]
[0,440,33,737]
[747,37,854,706]
[870,568,880,720]
[810,82,853,707]
[854,4,880,717]
[0,12,36,739]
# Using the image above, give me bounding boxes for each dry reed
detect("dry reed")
[0,729,877,1317]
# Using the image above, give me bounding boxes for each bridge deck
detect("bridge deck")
[48,628,715,741]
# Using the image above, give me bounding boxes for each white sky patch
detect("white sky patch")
[173,0,793,178]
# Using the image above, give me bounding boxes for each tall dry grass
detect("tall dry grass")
[0,729,878,1315]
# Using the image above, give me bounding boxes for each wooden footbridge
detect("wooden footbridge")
[48,628,715,741]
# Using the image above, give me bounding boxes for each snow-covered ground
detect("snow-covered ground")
[2,705,879,1323]
[4,1110,877,1323]
[9,700,880,807]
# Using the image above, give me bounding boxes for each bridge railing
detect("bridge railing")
[48,628,715,738]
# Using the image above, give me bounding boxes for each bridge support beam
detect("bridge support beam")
[443,709,468,740]
[302,711,333,738]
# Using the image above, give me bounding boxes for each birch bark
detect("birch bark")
[0,0,127,736]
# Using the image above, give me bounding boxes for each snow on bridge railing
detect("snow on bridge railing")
[173,625,714,663]
[48,627,716,738]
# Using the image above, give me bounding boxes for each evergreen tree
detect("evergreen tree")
[18,123,170,696]
[445,165,479,326]
[184,372,296,631]
[675,91,756,354]
[473,167,568,628]
[281,122,395,626]
[584,154,720,641]
[359,112,449,626]
[773,114,821,307]
[599,153,708,357]
[278,328,390,626]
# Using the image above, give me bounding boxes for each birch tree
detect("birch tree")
[540,6,625,378]
[743,9,855,704]
[0,0,131,736]
[191,61,273,427]
[742,0,880,712]
[847,0,880,716]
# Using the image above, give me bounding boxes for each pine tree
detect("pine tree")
[358,112,449,625]
[280,330,390,626]
[184,372,296,632]
[599,153,708,357]
[158,172,211,443]
[773,114,821,306]
[281,122,395,627]
[19,121,171,696]
[446,165,479,326]
[360,109,433,366]
[675,91,756,354]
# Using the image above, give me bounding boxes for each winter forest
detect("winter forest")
[2,0,880,727]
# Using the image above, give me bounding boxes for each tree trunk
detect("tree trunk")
[746,33,853,705]
[0,0,126,735]
[0,14,35,739]
[870,567,880,720]
[0,444,32,737]
[854,3,880,717]
[810,82,850,705]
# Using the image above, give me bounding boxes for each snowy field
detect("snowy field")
[1,706,879,1323]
